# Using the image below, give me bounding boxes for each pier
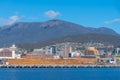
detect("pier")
[0,64,120,68]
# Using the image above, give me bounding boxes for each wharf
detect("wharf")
[0,64,120,68]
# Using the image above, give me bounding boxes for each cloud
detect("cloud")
[2,15,19,25]
[45,10,60,19]
[104,18,120,24]
[0,15,39,26]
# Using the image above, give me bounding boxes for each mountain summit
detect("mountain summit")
[0,19,118,46]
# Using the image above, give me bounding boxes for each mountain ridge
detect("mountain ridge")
[0,19,119,47]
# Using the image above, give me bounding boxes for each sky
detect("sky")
[0,0,120,33]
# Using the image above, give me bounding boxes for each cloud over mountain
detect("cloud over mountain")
[104,18,120,24]
[45,10,60,19]
[5,16,19,25]
[0,15,19,26]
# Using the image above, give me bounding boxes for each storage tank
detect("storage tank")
[84,47,99,55]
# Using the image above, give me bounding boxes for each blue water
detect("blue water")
[0,68,120,80]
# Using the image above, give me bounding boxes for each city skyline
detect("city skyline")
[0,0,120,33]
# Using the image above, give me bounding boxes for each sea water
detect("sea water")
[0,68,120,80]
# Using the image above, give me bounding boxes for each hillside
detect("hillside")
[17,33,120,49]
[0,19,119,46]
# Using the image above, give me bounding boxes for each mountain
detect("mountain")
[0,19,119,47]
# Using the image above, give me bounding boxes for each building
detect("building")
[70,51,80,57]
[9,44,17,50]
[50,46,57,55]
[84,47,99,56]
[62,44,72,58]
[0,45,21,59]
[0,49,15,59]
[113,48,120,55]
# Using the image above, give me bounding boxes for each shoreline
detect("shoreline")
[0,64,120,68]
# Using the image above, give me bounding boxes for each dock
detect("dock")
[0,64,120,68]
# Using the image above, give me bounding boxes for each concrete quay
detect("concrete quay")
[0,64,120,68]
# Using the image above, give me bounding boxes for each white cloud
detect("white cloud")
[0,15,39,26]
[6,16,19,25]
[104,18,120,24]
[45,10,60,19]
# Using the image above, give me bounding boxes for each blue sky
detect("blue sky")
[0,0,120,33]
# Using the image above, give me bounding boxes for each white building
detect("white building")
[0,45,21,59]
[71,51,80,57]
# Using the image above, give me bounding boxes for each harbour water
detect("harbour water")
[0,68,120,80]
